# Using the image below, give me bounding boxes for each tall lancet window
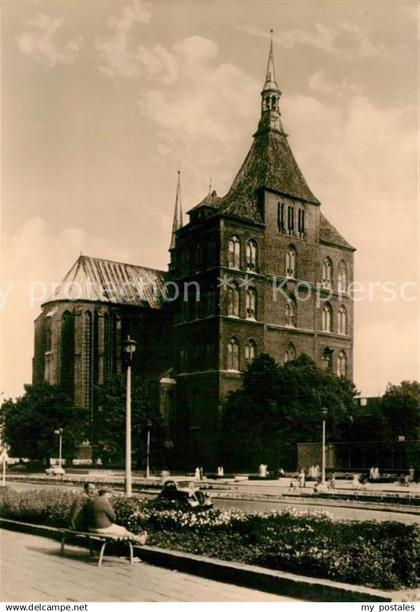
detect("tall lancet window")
[338,305,347,335]
[246,288,257,320]
[285,297,296,327]
[337,351,347,378]
[227,285,240,317]
[286,246,297,278]
[245,340,257,366]
[322,303,333,332]
[338,261,348,293]
[246,240,258,272]
[228,235,241,269]
[227,338,240,371]
[322,257,333,288]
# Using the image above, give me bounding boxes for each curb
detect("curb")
[1,517,415,602]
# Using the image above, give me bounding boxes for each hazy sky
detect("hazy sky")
[1,0,418,399]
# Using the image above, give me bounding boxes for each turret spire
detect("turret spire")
[258,30,284,135]
[170,170,183,250]
[263,29,278,91]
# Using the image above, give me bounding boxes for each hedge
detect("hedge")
[0,487,418,590]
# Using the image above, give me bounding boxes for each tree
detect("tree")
[93,374,165,468]
[381,381,420,441]
[0,384,87,463]
[219,353,357,470]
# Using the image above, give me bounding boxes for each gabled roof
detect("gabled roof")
[45,255,166,308]
[187,128,319,225]
[219,128,319,224]
[189,190,222,212]
[319,213,355,251]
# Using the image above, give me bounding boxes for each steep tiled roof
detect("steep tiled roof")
[319,213,355,251]
[188,127,319,225]
[221,128,319,221]
[45,255,166,308]
[189,190,222,212]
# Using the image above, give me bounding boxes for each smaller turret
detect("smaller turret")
[169,171,183,269]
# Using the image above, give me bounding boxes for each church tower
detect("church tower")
[169,34,354,467]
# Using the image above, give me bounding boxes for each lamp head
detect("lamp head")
[123,335,137,354]
[123,335,137,367]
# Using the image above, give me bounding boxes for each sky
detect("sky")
[1,0,418,399]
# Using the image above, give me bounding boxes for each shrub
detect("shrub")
[0,488,418,589]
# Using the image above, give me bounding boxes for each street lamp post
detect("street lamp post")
[321,407,328,485]
[123,335,137,497]
[146,420,152,479]
[54,428,64,468]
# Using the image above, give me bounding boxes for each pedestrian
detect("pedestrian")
[199,466,204,480]
[327,473,336,489]
[86,488,148,544]
[69,482,97,531]
[298,469,306,488]
[194,466,200,480]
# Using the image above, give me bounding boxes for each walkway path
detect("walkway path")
[0,530,297,602]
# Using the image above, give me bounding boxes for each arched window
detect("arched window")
[228,235,240,269]
[227,285,240,317]
[246,240,258,272]
[227,338,240,371]
[322,302,333,332]
[322,347,333,370]
[245,340,257,366]
[45,320,52,352]
[298,208,305,238]
[287,205,295,235]
[337,350,347,377]
[285,297,296,327]
[284,342,296,364]
[286,245,297,278]
[338,261,348,293]
[246,288,257,319]
[61,311,75,399]
[338,305,347,335]
[277,201,285,232]
[322,257,333,288]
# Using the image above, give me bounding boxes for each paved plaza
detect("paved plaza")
[0,530,297,602]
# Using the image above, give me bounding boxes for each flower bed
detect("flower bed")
[0,487,418,590]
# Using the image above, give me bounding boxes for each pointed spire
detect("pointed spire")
[170,170,183,250]
[263,29,279,91]
[258,30,284,134]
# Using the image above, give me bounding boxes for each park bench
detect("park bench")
[60,528,135,567]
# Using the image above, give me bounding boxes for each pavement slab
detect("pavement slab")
[0,529,297,602]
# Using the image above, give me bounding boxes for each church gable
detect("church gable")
[47,255,167,309]
[319,213,355,251]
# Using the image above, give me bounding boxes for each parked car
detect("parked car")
[45,465,65,476]
[156,479,213,510]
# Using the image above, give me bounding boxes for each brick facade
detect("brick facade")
[33,41,355,469]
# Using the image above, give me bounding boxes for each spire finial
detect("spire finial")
[170,170,183,250]
[264,29,278,90]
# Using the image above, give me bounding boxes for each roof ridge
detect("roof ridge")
[319,212,355,251]
[78,254,165,274]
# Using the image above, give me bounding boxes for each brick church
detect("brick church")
[33,39,355,468]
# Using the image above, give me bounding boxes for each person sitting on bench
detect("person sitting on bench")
[69,482,97,530]
[85,488,148,545]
